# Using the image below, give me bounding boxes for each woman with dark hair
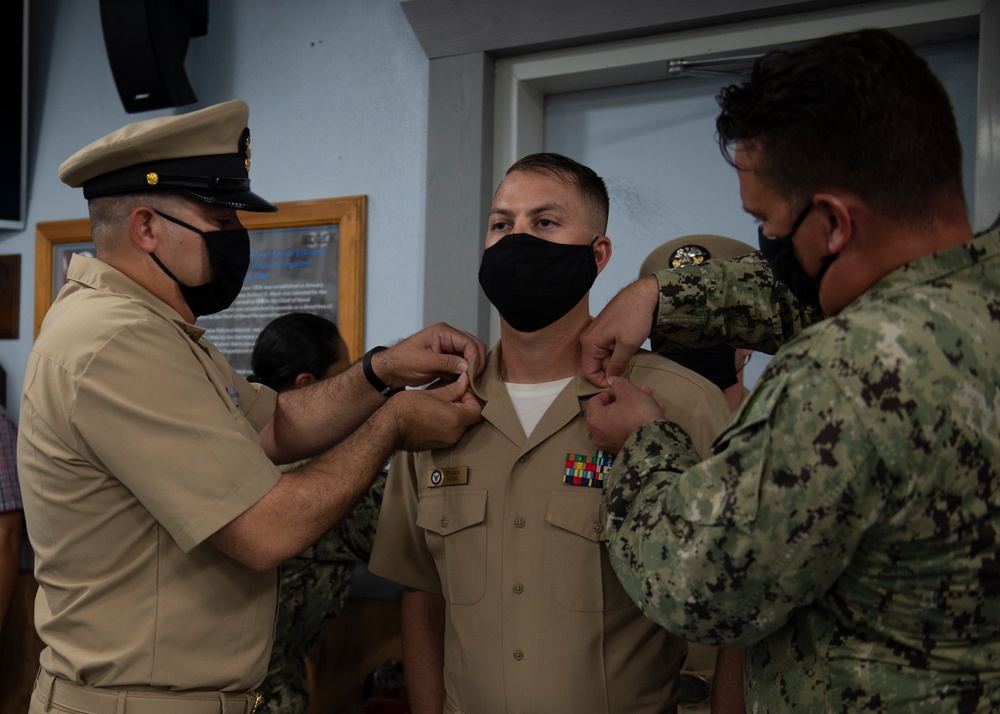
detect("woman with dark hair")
[250,312,351,392]
[252,312,385,714]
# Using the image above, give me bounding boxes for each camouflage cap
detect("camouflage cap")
[639,234,754,278]
[58,100,277,213]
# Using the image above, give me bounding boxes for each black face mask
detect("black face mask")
[151,210,250,317]
[478,233,598,332]
[757,203,836,310]
[666,342,739,391]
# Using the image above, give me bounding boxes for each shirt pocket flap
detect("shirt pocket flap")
[416,490,488,536]
[545,491,606,543]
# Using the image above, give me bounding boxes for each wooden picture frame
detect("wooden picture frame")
[0,254,21,339]
[34,196,367,365]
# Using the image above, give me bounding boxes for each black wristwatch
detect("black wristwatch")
[363,346,403,397]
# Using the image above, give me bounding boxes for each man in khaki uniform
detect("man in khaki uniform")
[369,153,731,713]
[639,235,756,714]
[18,100,484,714]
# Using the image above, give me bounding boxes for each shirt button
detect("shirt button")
[593,521,604,533]
[513,649,524,661]
[514,517,525,528]
[518,455,528,463]
[513,583,524,594]
[439,517,449,528]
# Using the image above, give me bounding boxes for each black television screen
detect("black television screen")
[0,0,27,230]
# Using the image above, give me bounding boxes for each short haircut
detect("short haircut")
[715,29,964,225]
[506,153,610,232]
[88,192,185,250]
[250,312,344,392]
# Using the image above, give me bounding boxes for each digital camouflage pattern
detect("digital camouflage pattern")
[604,228,1000,712]
[649,250,824,357]
[258,470,385,714]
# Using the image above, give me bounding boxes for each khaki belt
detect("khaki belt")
[34,668,261,714]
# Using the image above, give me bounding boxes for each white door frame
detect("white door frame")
[495,0,998,231]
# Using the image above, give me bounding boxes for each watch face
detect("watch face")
[669,244,711,268]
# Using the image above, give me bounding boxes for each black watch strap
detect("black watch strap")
[363,346,403,397]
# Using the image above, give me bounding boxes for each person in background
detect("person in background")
[639,235,755,413]
[19,100,484,714]
[582,29,1000,712]
[370,153,731,714]
[251,312,353,391]
[0,403,21,645]
[639,235,756,714]
[250,312,385,714]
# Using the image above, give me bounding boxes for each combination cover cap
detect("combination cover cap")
[639,234,754,277]
[59,100,278,212]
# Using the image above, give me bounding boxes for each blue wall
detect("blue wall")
[0,3,984,416]
[0,0,431,420]
[544,39,980,389]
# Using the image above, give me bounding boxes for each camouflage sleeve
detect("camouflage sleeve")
[603,364,885,647]
[651,251,824,355]
[310,469,385,564]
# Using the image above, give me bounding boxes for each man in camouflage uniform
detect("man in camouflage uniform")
[581,29,1000,712]
[639,235,757,714]
[247,312,388,714]
[259,476,384,714]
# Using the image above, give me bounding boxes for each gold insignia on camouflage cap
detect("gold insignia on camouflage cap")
[58,99,277,213]
[669,244,711,268]
[639,234,755,278]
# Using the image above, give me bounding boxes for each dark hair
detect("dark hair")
[715,29,964,224]
[506,152,610,231]
[250,312,344,392]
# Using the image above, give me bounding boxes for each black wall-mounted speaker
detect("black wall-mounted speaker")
[99,0,208,114]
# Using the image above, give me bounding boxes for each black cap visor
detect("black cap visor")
[182,187,278,213]
[81,152,278,212]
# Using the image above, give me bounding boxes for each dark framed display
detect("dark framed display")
[0,254,20,338]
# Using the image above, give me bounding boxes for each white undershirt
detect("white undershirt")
[505,377,574,438]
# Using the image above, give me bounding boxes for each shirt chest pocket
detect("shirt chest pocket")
[544,491,634,612]
[417,489,488,605]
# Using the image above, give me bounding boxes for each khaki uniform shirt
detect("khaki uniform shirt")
[370,346,730,713]
[18,255,281,691]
